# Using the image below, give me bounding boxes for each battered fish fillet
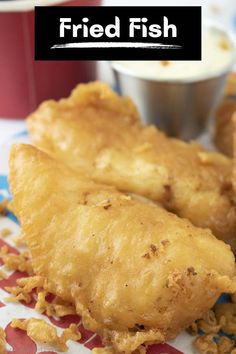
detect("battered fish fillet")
[9,144,236,354]
[27,82,236,251]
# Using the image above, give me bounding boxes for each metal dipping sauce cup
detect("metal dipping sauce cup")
[111,24,236,141]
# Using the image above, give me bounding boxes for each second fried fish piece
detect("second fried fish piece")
[9,144,236,354]
[27,82,236,250]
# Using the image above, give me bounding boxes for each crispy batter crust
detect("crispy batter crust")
[27,82,236,251]
[214,98,236,157]
[9,144,236,354]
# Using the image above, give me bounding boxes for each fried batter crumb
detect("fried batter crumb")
[92,347,114,354]
[13,234,27,246]
[142,244,160,259]
[35,290,48,313]
[0,200,8,215]
[161,239,170,247]
[35,291,76,317]
[214,303,236,336]
[0,327,6,354]
[5,274,77,319]
[17,275,45,291]
[103,204,112,210]
[0,228,11,238]
[166,271,182,289]
[96,199,112,209]
[0,246,8,255]
[11,318,81,352]
[0,249,33,275]
[218,336,234,354]
[186,322,198,336]
[197,152,229,166]
[0,270,7,280]
[5,276,45,304]
[136,345,147,354]
[150,244,158,255]
[196,310,222,334]
[191,306,236,354]
[142,253,150,259]
[194,334,235,354]
[5,286,32,304]
[194,334,218,354]
[60,323,81,342]
[187,267,197,276]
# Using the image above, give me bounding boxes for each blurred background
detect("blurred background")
[1,0,236,144]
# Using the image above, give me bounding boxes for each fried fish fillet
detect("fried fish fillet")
[9,144,236,354]
[27,82,236,251]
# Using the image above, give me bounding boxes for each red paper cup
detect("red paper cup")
[0,0,101,118]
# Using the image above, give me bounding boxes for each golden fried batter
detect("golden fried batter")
[0,327,6,354]
[214,98,236,157]
[232,113,236,194]
[27,82,236,251]
[9,144,236,354]
[224,73,236,97]
[11,319,81,352]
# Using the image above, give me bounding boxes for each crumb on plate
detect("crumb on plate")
[92,348,115,354]
[218,336,235,354]
[13,234,27,246]
[0,228,11,238]
[35,290,76,317]
[0,270,7,280]
[214,302,236,336]
[11,318,81,352]
[190,305,236,353]
[196,310,222,334]
[4,275,45,304]
[0,327,6,354]
[0,200,8,216]
[5,274,76,317]
[0,247,33,275]
[194,334,218,354]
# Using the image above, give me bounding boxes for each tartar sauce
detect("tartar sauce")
[112,27,235,82]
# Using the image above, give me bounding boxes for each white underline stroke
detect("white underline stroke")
[51,42,182,49]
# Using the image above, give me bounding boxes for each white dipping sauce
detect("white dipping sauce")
[113,27,235,82]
